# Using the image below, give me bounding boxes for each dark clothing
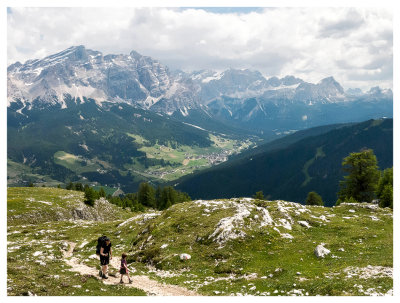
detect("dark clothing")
[100,255,110,265]
[100,242,111,266]
[102,242,111,255]
[120,258,128,274]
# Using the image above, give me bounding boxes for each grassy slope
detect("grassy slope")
[7,187,145,296]
[7,188,392,296]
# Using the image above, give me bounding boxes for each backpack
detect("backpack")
[96,236,108,255]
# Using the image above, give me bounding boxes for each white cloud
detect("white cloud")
[7,7,392,90]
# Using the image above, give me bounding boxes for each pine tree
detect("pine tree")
[160,187,169,210]
[338,149,380,202]
[155,185,162,209]
[84,187,98,206]
[138,182,156,208]
[377,167,393,208]
[98,187,106,198]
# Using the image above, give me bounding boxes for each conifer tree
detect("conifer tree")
[138,182,156,208]
[338,149,380,202]
[377,167,393,208]
[98,187,106,198]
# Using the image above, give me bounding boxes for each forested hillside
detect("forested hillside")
[176,119,393,206]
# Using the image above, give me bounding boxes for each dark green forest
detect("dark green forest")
[176,118,393,206]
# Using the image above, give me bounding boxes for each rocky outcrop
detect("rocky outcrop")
[70,198,124,221]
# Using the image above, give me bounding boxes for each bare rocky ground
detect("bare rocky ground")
[62,242,198,296]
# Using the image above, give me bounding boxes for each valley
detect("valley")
[176,118,393,205]
[6,6,394,298]
[7,46,393,194]
[7,98,258,191]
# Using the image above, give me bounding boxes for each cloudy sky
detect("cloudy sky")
[7,7,392,90]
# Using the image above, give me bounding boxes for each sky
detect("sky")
[7,6,393,91]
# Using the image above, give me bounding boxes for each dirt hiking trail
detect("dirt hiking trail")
[63,242,199,296]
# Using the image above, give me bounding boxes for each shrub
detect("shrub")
[253,191,264,200]
[306,191,324,206]
[379,184,393,208]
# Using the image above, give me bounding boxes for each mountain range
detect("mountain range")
[8,45,392,136]
[7,46,393,194]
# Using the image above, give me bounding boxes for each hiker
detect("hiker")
[119,252,133,284]
[99,237,112,279]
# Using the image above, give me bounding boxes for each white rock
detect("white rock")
[180,253,191,260]
[314,244,331,258]
[161,244,169,249]
[79,241,88,248]
[349,209,356,213]
[298,221,311,228]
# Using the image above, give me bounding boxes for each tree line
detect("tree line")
[63,181,191,211]
[253,149,393,208]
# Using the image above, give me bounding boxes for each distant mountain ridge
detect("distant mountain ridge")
[8,46,392,135]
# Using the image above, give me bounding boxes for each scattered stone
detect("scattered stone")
[79,241,88,248]
[338,248,345,252]
[344,266,392,279]
[298,221,311,228]
[314,244,331,258]
[161,244,169,249]
[180,253,191,260]
[296,272,301,275]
